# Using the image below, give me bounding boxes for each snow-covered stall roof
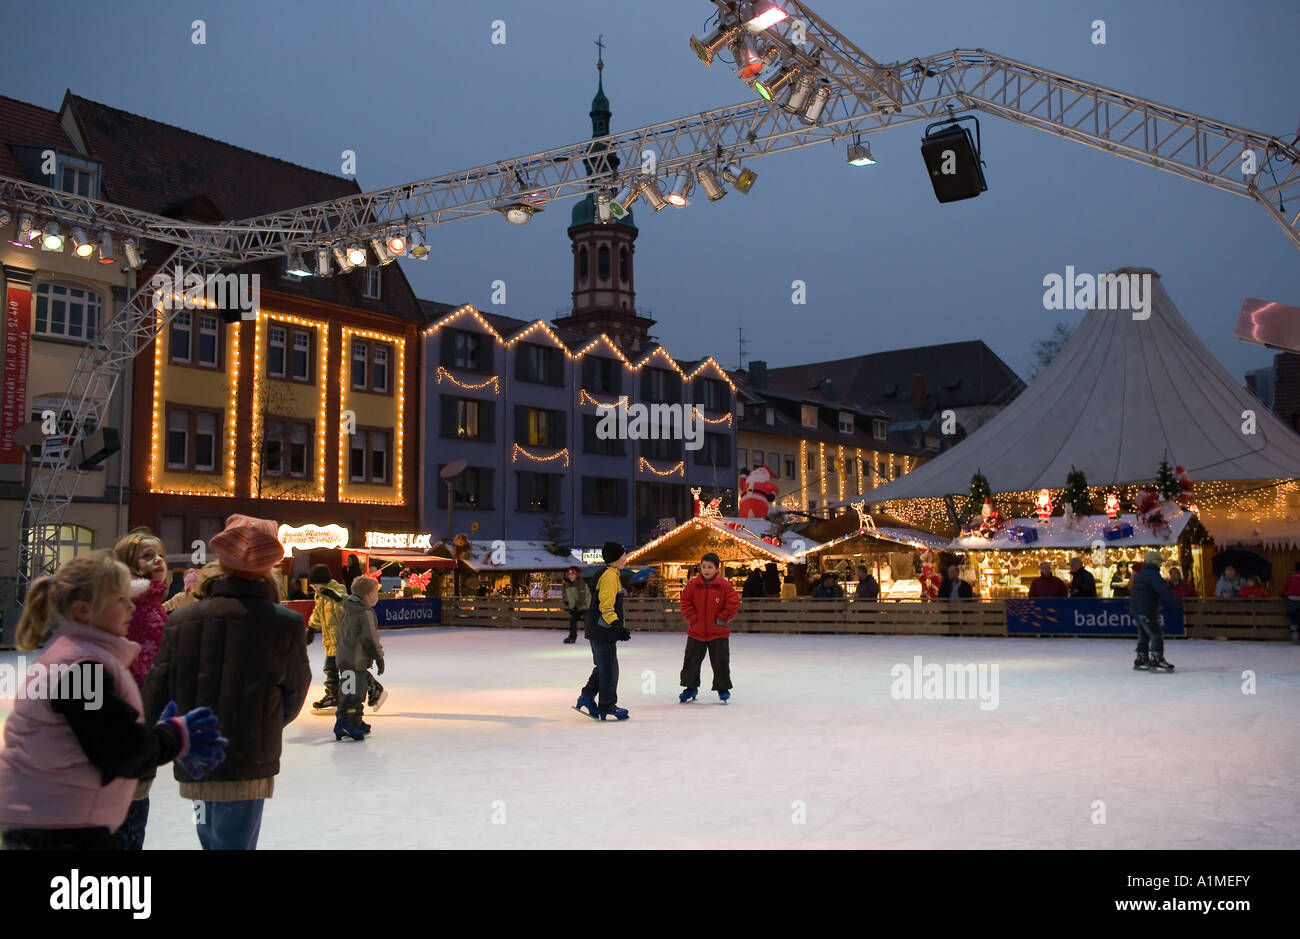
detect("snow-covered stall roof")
[854,270,1300,504]
[809,524,952,555]
[950,510,1194,551]
[626,516,822,565]
[457,541,578,572]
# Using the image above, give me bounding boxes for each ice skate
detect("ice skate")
[311,691,338,715]
[368,686,388,711]
[574,694,599,718]
[679,686,698,703]
[598,706,629,721]
[718,691,730,703]
[333,713,366,741]
[1132,653,1151,671]
[1149,653,1175,671]
[563,635,577,644]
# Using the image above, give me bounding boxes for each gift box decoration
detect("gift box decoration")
[1008,525,1038,544]
[1103,522,1135,541]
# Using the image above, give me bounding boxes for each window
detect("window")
[693,433,731,468]
[440,396,494,442]
[292,330,311,381]
[268,326,286,377]
[438,465,493,509]
[198,315,220,368]
[352,340,368,389]
[583,355,621,394]
[697,378,730,412]
[349,429,392,484]
[263,419,312,479]
[770,452,781,476]
[873,419,887,440]
[29,524,95,570]
[642,367,679,404]
[60,165,94,197]
[159,517,185,555]
[516,407,565,448]
[738,448,748,468]
[582,477,628,515]
[516,343,562,386]
[529,410,550,446]
[34,282,101,343]
[263,420,283,475]
[372,344,389,393]
[642,434,682,462]
[583,415,625,456]
[165,407,223,473]
[636,481,687,520]
[363,268,382,299]
[517,472,561,512]
[578,246,588,280]
[444,329,487,372]
[801,405,818,428]
[764,407,775,426]
[737,400,745,419]
[171,312,192,363]
[839,411,855,434]
[598,244,610,280]
[784,455,796,479]
[619,247,629,283]
[806,451,815,472]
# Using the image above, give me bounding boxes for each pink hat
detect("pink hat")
[209,514,284,576]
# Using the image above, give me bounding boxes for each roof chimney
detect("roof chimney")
[911,373,926,411]
[749,360,767,388]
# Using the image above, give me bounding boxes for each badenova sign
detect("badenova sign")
[364,531,433,551]
[278,524,349,557]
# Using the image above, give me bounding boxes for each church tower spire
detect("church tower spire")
[555,40,653,355]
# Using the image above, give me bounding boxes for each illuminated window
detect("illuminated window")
[458,400,479,438]
[801,405,818,428]
[838,411,854,434]
[34,282,101,343]
[873,419,887,440]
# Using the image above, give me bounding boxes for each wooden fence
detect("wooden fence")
[439,596,1292,640]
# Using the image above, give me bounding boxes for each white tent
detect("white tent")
[855,270,1300,543]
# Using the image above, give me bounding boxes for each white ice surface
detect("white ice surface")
[3,628,1297,849]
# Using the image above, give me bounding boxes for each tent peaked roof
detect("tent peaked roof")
[857,269,1300,503]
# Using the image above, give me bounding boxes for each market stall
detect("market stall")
[430,540,582,598]
[802,514,952,599]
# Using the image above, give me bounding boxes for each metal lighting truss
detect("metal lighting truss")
[10,1,1298,588]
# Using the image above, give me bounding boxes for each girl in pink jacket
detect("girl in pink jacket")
[0,552,226,850]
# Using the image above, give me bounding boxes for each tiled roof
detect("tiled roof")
[0,93,75,181]
[61,93,424,323]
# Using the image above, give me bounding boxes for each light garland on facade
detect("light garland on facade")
[339,325,407,505]
[639,457,685,477]
[512,443,570,467]
[422,304,505,342]
[690,406,733,425]
[249,311,330,501]
[436,366,500,393]
[818,441,828,510]
[575,334,633,367]
[855,447,866,497]
[579,389,628,409]
[684,356,738,392]
[799,440,809,514]
[836,444,846,504]
[635,345,687,378]
[504,319,573,355]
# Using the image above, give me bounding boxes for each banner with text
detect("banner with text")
[376,597,441,628]
[2,286,32,465]
[1005,598,1185,636]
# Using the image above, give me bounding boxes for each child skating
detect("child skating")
[678,552,741,703]
[0,552,227,850]
[335,576,385,740]
[574,541,631,721]
[306,564,347,714]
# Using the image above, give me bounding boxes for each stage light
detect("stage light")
[316,248,331,276]
[783,73,817,114]
[722,164,758,194]
[754,64,800,101]
[847,139,877,166]
[0,210,9,229]
[743,0,789,31]
[730,35,765,79]
[694,166,727,201]
[286,249,312,277]
[408,230,430,259]
[17,213,40,243]
[71,228,95,258]
[370,237,394,265]
[333,245,356,273]
[501,204,535,225]
[596,191,612,222]
[386,233,407,256]
[41,222,64,252]
[802,82,831,124]
[690,23,740,66]
[347,245,368,266]
[96,232,117,264]
[665,170,692,207]
[639,177,669,211]
[122,237,142,269]
[610,181,641,219]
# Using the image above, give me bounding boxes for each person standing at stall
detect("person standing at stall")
[678,552,741,703]
[561,566,590,644]
[1068,557,1097,598]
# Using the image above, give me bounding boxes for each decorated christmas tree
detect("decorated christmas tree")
[1156,458,1180,502]
[962,471,992,520]
[1063,466,1092,516]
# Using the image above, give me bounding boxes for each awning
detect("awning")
[359,549,455,568]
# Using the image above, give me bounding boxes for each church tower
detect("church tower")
[553,48,655,354]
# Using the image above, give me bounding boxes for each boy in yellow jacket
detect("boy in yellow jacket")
[307,564,346,713]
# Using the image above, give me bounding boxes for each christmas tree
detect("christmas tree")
[1063,466,1092,516]
[1156,458,1179,502]
[962,471,992,519]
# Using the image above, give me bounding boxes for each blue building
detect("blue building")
[418,58,737,549]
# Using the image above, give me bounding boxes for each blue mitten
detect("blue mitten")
[159,701,229,779]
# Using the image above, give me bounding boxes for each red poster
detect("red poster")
[1,286,32,465]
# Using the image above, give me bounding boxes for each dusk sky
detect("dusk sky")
[3,0,1297,383]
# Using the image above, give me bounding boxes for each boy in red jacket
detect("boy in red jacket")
[678,552,741,703]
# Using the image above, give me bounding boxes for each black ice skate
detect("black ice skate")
[1132,653,1151,671]
[311,691,338,715]
[1148,653,1175,671]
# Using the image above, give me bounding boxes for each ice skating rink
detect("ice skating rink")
[3,627,1298,849]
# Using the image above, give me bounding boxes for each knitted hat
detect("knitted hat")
[1143,550,1163,565]
[308,564,333,585]
[602,541,625,563]
[209,515,285,576]
[701,552,721,567]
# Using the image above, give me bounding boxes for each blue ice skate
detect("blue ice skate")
[574,694,599,718]
[718,691,730,703]
[598,706,629,721]
[679,686,698,703]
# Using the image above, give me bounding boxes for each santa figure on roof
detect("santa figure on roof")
[738,466,779,519]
